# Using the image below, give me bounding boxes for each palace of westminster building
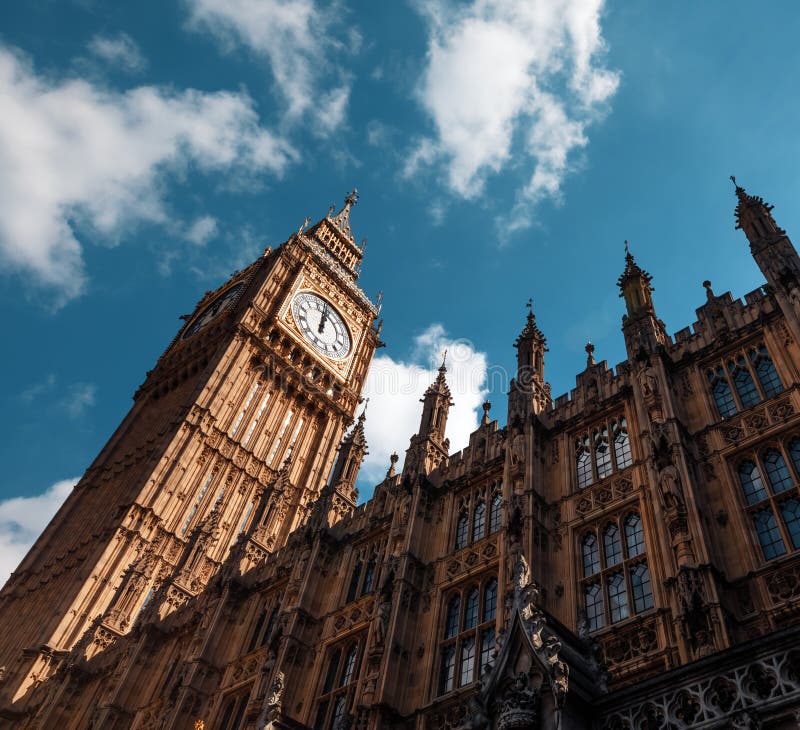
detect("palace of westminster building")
[2,181,800,730]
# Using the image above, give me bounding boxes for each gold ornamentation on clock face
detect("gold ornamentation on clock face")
[183,283,243,339]
[291,292,351,359]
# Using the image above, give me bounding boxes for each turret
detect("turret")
[403,355,452,479]
[618,243,667,355]
[509,302,550,418]
[732,177,800,294]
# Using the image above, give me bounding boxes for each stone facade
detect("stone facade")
[1,183,800,729]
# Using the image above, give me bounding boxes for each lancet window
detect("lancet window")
[575,417,632,490]
[734,438,800,561]
[245,598,279,653]
[706,343,783,418]
[452,482,503,551]
[217,691,250,730]
[314,639,363,730]
[345,543,384,603]
[437,575,498,696]
[579,511,653,633]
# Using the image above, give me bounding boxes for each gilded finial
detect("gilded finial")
[585,341,596,367]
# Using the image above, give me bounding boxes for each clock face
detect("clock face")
[183,284,243,339]
[291,292,351,359]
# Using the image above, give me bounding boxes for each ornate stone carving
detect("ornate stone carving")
[601,649,799,728]
[255,671,284,730]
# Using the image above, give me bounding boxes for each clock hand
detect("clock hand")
[318,304,329,334]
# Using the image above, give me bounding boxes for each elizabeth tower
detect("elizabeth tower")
[0,192,380,708]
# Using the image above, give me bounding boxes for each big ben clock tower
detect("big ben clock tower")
[0,191,381,708]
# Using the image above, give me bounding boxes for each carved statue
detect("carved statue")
[372,597,391,647]
[510,431,525,466]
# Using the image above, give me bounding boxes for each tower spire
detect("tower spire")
[617,243,667,353]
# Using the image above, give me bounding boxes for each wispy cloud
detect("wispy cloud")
[407,0,619,235]
[62,383,96,418]
[88,33,147,73]
[183,0,356,136]
[360,324,488,493]
[0,478,77,587]
[0,46,296,307]
[184,215,218,246]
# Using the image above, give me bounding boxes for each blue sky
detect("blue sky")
[2,0,800,578]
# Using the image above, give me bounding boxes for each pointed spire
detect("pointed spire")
[617,241,652,291]
[730,176,785,238]
[328,187,359,243]
[515,299,545,346]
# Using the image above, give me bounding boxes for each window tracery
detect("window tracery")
[579,511,654,633]
[452,482,503,550]
[734,437,800,560]
[575,417,632,490]
[345,543,384,604]
[706,343,783,418]
[314,639,362,729]
[437,575,498,696]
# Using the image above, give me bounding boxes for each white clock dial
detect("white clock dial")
[291,292,351,359]
[183,283,243,339]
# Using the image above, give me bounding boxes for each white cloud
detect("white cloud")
[88,33,147,73]
[62,382,96,418]
[360,324,489,490]
[0,478,77,587]
[184,215,219,245]
[0,47,296,306]
[184,0,354,134]
[409,0,619,231]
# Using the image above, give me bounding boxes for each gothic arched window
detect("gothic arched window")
[738,460,767,505]
[780,499,800,550]
[483,579,498,622]
[630,563,654,612]
[579,513,654,634]
[753,509,786,560]
[789,438,800,476]
[361,555,376,595]
[582,533,600,577]
[762,448,793,494]
[751,345,783,398]
[576,438,593,489]
[315,640,362,729]
[346,561,362,603]
[455,511,469,550]
[341,645,358,686]
[489,493,503,533]
[438,575,497,696]
[607,571,629,623]
[594,427,612,479]
[444,596,460,639]
[624,514,645,558]
[603,524,623,567]
[472,501,486,542]
[613,419,632,469]
[464,588,479,630]
[708,367,736,417]
[730,357,760,407]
